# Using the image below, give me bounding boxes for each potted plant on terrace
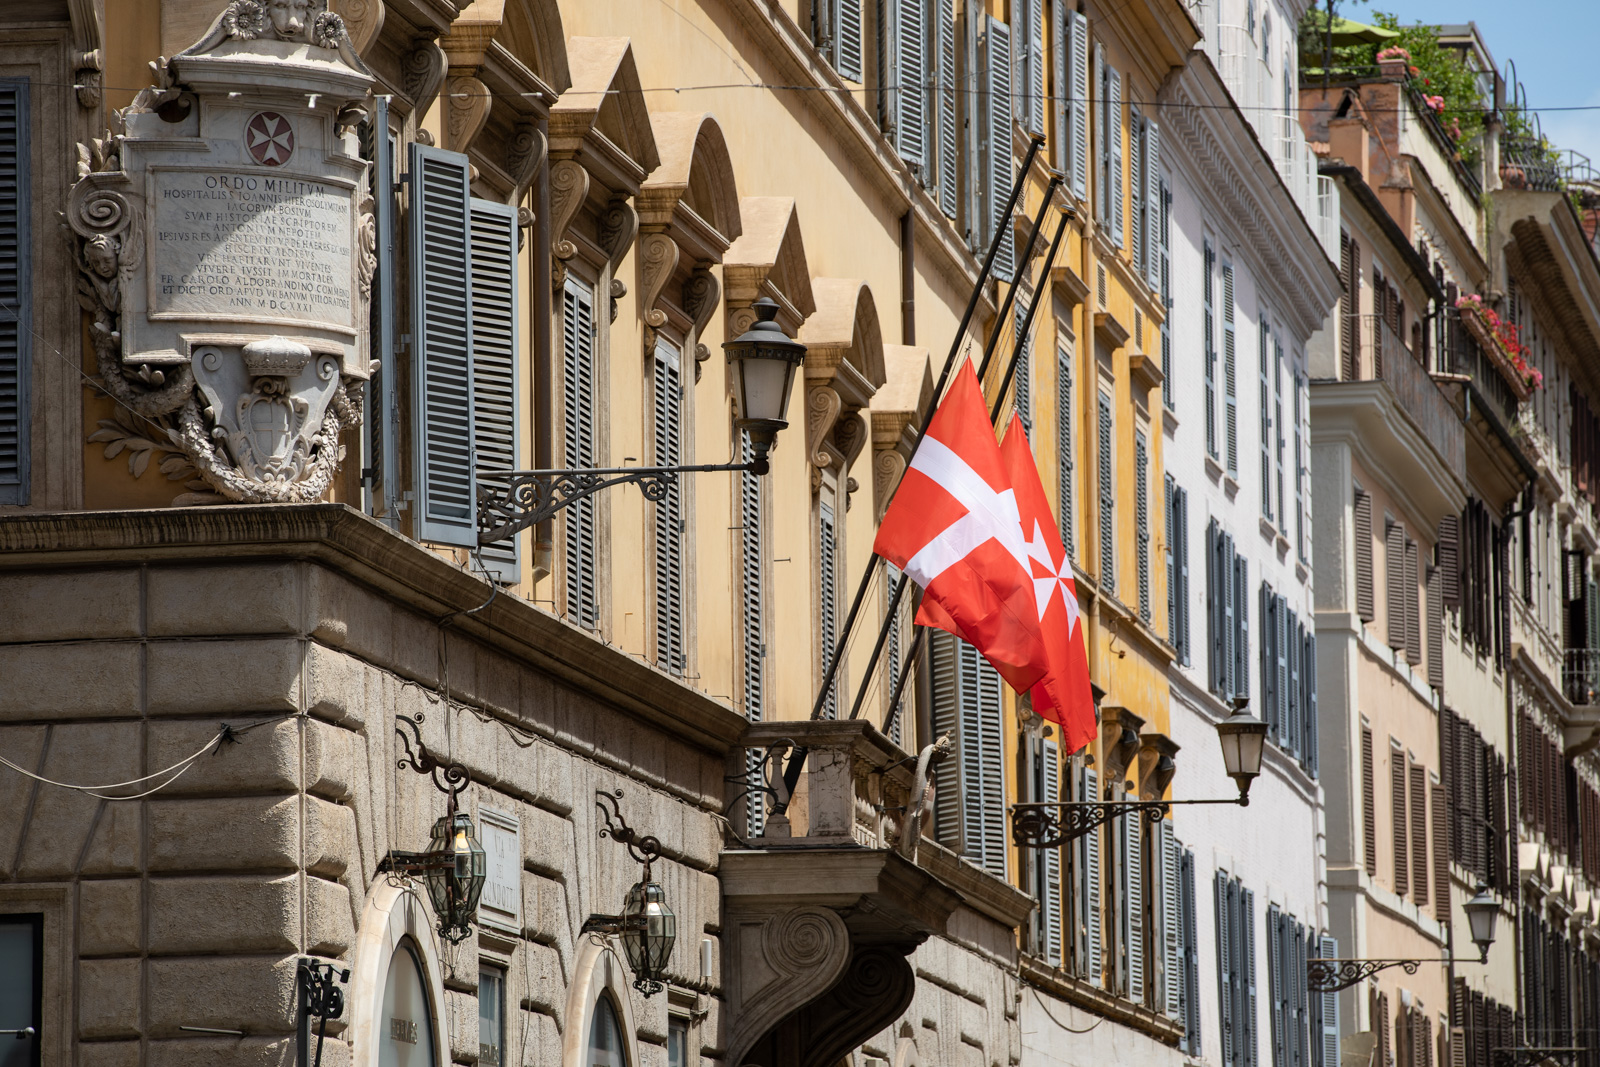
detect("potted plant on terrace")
[1456,293,1542,398]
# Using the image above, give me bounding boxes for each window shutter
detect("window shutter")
[1386,520,1407,651]
[561,277,599,627]
[1268,905,1285,1067]
[1355,488,1375,621]
[1162,821,1183,1020]
[1235,552,1250,700]
[1393,746,1410,896]
[1223,261,1238,475]
[1058,342,1075,556]
[1161,181,1173,404]
[1411,762,1429,907]
[1241,886,1258,1067]
[1292,921,1310,1067]
[1137,431,1150,622]
[1108,67,1124,248]
[1314,934,1339,1067]
[1205,240,1218,458]
[1177,486,1191,664]
[1274,339,1286,523]
[1043,738,1063,964]
[1260,322,1273,520]
[1376,992,1391,1067]
[1098,392,1115,592]
[930,631,962,850]
[1169,477,1179,648]
[1222,531,1237,698]
[836,0,864,80]
[1145,121,1162,291]
[1216,871,1236,1066]
[1432,778,1450,922]
[1261,586,1277,736]
[888,0,928,177]
[1094,45,1107,224]
[1052,0,1068,172]
[1281,601,1294,752]
[1295,374,1308,561]
[740,432,766,833]
[1181,846,1202,1054]
[1405,540,1422,665]
[1302,627,1318,778]
[1128,112,1143,277]
[820,500,839,717]
[0,79,28,505]
[1014,293,1032,429]
[1081,766,1103,984]
[1339,232,1357,380]
[409,143,478,547]
[1427,560,1444,688]
[1439,515,1461,607]
[1362,724,1377,875]
[1124,810,1144,1003]
[935,0,959,218]
[362,97,399,527]
[1017,0,1045,133]
[1068,12,1089,201]
[931,635,1006,876]
[1208,519,1222,693]
[468,198,523,583]
[983,17,1015,282]
[652,339,686,671]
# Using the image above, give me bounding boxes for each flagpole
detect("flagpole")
[771,139,1047,817]
[857,211,1072,733]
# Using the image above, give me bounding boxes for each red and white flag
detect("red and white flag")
[873,362,1048,693]
[999,415,1097,754]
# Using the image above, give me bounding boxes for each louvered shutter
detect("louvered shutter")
[1094,45,1107,224]
[1355,488,1375,621]
[1433,778,1450,922]
[1393,746,1410,896]
[1235,552,1250,700]
[1242,886,1258,1067]
[1018,0,1045,132]
[652,339,686,671]
[409,143,477,547]
[930,631,963,850]
[1053,1,1068,171]
[1209,519,1224,693]
[983,17,1015,282]
[561,277,599,627]
[1205,241,1218,458]
[1295,374,1308,561]
[1098,392,1115,592]
[836,0,864,80]
[1427,561,1444,688]
[1302,626,1319,777]
[886,564,905,745]
[1260,323,1273,520]
[1068,12,1089,201]
[1439,515,1461,607]
[1376,992,1391,1067]
[1014,291,1032,428]
[1108,67,1124,248]
[1128,112,1143,276]
[1043,738,1063,964]
[1224,262,1238,475]
[1405,540,1422,665]
[1181,846,1202,1054]
[935,0,959,218]
[1081,766,1103,984]
[0,80,27,505]
[889,0,927,176]
[1292,922,1310,1067]
[740,432,766,834]
[1216,871,1236,1066]
[1123,810,1144,1003]
[973,645,1005,876]
[1386,521,1407,650]
[1315,934,1339,1067]
[930,634,1006,875]
[1268,905,1286,1067]
[1162,821,1182,1020]
[1222,531,1237,698]
[1169,477,1179,647]
[1137,431,1151,621]
[1057,342,1075,556]
[1160,181,1173,403]
[1411,762,1429,907]
[1261,587,1277,736]
[1281,601,1294,751]
[820,500,839,717]
[1362,724,1378,875]
[1145,122,1162,290]
[1177,485,1191,664]
[1339,232,1357,380]
[362,96,399,527]
[469,198,523,582]
[1274,340,1286,523]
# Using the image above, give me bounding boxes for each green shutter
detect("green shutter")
[468,197,522,582]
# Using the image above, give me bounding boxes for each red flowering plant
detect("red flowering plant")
[1457,294,1544,390]
[1377,45,1412,62]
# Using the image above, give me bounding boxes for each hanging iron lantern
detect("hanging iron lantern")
[423,811,488,943]
[581,790,678,996]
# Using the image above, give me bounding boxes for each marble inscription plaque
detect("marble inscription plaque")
[478,806,522,933]
[150,169,354,330]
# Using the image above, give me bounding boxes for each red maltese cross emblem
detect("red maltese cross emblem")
[246,112,294,166]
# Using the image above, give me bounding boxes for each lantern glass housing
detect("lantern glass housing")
[1214,703,1269,801]
[619,880,677,996]
[724,297,806,467]
[1462,883,1499,961]
[424,812,487,943]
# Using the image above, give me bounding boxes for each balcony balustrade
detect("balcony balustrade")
[1564,649,1600,706]
[1339,314,1464,463]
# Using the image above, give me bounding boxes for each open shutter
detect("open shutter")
[1018,0,1045,132]
[1362,726,1377,873]
[1216,872,1235,1067]
[1169,478,1180,649]
[930,631,963,850]
[1439,515,1461,607]
[1052,1,1068,171]
[1162,821,1182,1020]
[1098,391,1115,591]
[0,79,28,506]
[1292,922,1310,1067]
[836,0,863,79]
[409,143,477,546]
[820,500,839,717]
[1145,121,1162,290]
[1161,180,1173,400]
[933,636,1007,875]
[1223,261,1238,475]
[1355,488,1375,621]
[974,647,1005,876]
[469,198,523,582]
[652,339,685,671]
[1433,777,1450,921]
[561,277,598,627]
[1068,11,1089,201]
[740,433,766,834]
[1386,520,1407,650]
[1124,811,1144,1003]
[1260,586,1277,736]
[1205,240,1218,457]
[362,96,399,527]
[1405,539,1422,665]
[1268,905,1285,1067]
[1014,291,1032,428]
[935,0,958,218]
[1235,552,1250,700]
[1043,739,1063,964]
[983,17,1015,282]
[1260,322,1273,520]
[1058,342,1075,555]
[1242,886,1258,1067]
[1427,559,1444,688]
[1108,67,1124,247]
[890,0,927,175]
[1081,766,1103,984]
[1274,340,1286,523]
[1221,530,1237,697]
[1302,626,1318,778]
[1313,934,1339,1067]
[1094,45,1106,223]
[1136,431,1150,621]
[1181,846,1202,1053]
[1393,746,1410,896]
[1411,762,1429,907]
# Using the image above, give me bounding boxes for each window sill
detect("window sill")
[1205,453,1223,483]
[1222,474,1240,501]
[1259,516,1279,544]
[1020,954,1184,1045]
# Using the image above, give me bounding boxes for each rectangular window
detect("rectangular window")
[1260,318,1273,521]
[562,276,599,627]
[1204,240,1218,458]
[1099,60,1124,247]
[1178,843,1202,1054]
[931,632,1007,877]
[1223,261,1238,475]
[982,17,1015,280]
[652,339,687,673]
[1136,430,1151,622]
[1267,907,1310,1067]
[883,0,928,177]
[819,500,840,718]
[668,1017,690,1067]
[934,0,959,219]
[0,79,29,506]
[1098,391,1115,593]
[479,966,505,1067]
[1215,871,1258,1067]
[1058,339,1076,557]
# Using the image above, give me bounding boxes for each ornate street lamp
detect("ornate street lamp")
[380,716,489,943]
[1307,883,1500,992]
[476,297,805,545]
[582,790,679,997]
[1012,699,1270,849]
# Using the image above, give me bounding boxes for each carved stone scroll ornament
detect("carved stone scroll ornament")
[682,267,720,381]
[337,0,386,55]
[402,40,447,115]
[75,50,103,109]
[638,231,680,353]
[791,947,918,1067]
[724,907,851,1067]
[805,384,842,474]
[178,0,369,71]
[445,74,491,154]
[597,196,638,323]
[873,446,905,524]
[548,159,590,288]
[505,123,546,209]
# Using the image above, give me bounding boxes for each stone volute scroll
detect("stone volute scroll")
[64,0,375,503]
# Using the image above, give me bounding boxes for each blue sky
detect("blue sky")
[1358,0,1600,167]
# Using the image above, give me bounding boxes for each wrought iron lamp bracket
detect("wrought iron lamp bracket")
[595,789,664,877]
[1305,957,1440,993]
[1011,794,1247,849]
[394,714,470,807]
[1493,1048,1585,1067]
[477,460,762,547]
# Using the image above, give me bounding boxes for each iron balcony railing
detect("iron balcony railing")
[1564,649,1600,706]
[1441,306,1520,428]
[1340,314,1464,465]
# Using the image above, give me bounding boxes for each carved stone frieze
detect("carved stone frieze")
[638,230,679,353]
[445,73,491,154]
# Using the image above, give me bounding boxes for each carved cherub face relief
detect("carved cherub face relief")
[268,0,312,38]
[84,235,119,279]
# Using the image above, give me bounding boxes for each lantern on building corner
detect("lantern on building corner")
[581,789,679,996]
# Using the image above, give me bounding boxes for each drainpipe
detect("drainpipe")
[532,113,554,579]
[900,210,916,345]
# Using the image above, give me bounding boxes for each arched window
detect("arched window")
[380,939,439,1067]
[587,995,628,1067]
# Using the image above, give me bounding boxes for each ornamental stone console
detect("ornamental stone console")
[65,0,375,503]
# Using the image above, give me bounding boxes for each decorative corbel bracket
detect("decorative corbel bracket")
[872,447,906,524]
[804,382,843,490]
[723,906,851,1067]
[402,39,447,117]
[505,122,546,210]
[682,266,720,381]
[445,73,492,155]
[75,49,103,109]
[638,230,679,354]
[598,196,638,323]
[548,158,590,290]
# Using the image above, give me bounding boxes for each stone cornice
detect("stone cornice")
[1159,53,1340,341]
[915,839,1039,930]
[0,505,750,754]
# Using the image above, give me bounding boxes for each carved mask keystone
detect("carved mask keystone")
[65,0,374,503]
